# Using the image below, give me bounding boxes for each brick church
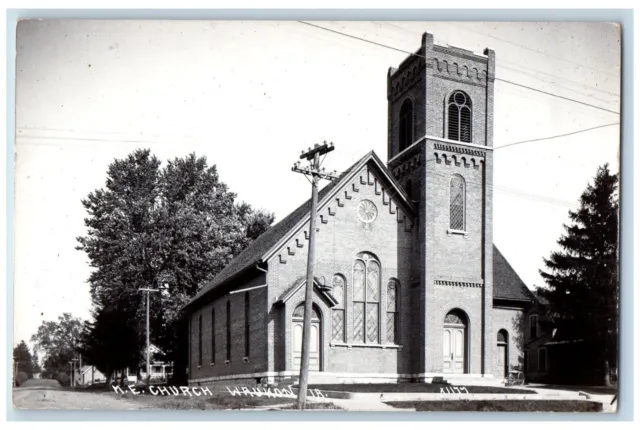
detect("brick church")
[184,33,536,387]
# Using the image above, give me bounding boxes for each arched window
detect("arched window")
[446,91,472,143]
[244,292,250,358]
[226,300,231,362]
[198,314,203,366]
[211,308,215,364]
[387,279,400,344]
[450,175,465,231]
[331,274,346,343]
[399,99,414,152]
[353,252,381,343]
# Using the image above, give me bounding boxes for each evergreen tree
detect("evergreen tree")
[13,340,35,379]
[538,164,619,385]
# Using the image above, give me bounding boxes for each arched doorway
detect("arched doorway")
[292,303,322,371]
[443,309,468,374]
[496,330,509,378]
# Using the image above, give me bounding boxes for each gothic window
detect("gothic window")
[446,91,472,143]
[399,98,414,152]
[387,279,400,344]
[226,300,231,361]
[353,252,381,343]
[244,292,250,358]
[211,308,215,364]
[450,175,465,231]
[198,314,202,366]
[331,274,346,343]
[293,304,320,320]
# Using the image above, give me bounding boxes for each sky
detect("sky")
[13,20,620,346]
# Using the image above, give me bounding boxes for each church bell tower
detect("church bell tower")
[386,33,496,378]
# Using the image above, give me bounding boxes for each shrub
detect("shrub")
[16,371,28,386]
[56,371,70,386]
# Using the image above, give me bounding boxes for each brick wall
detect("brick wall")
[266,162,415,375]
[189,274,268,381]
[492,306,525,375]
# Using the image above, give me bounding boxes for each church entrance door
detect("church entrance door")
[292,304,321,371]
[443,310,468,374]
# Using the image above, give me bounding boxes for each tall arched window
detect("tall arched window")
[211,307,216,364]
[446,91,472,143]
[226,300,231,362]
[331,274,346,343]
[353,252,381,343]
[244,292,250,358]
[450,175,465,231]
[399,99,414,152]
[387,279,400,344]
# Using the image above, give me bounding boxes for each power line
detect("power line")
[448,23,618,78]
[377,21,620,98]
[494,123,620,150]
[298,21,620,116]
[495,78,619,115]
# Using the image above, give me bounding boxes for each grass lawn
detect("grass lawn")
[306,384,536,394]
[111,391,341,410]
[539,385,618,395]
[385,400,603,412]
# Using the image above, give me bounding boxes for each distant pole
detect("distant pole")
[140,281,167,386]
[291,142,337,410]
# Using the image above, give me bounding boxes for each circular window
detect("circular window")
[356,199,378,223]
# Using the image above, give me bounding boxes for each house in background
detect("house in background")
[523,294,615,385]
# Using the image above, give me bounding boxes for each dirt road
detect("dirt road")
[13,379,144,410]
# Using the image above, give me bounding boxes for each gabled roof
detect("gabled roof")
[493,245,536,302]
[186,151,413,309]
[275,277,339,307]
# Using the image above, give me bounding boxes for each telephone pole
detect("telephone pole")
[140,279,168,386]
[291,142,337,410]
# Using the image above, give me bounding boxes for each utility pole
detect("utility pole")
[140,279,168,386]
[72,358,78,387]
[291,142,337,410]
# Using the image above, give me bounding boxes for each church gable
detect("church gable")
[186,151,413,309]
[265,153,416,267]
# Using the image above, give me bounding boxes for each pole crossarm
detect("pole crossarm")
[299,141,335,160]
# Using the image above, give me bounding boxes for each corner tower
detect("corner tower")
[386,33,496,378]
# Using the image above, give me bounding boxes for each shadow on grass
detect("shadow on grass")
[113,392,296,410]
[385,400,603,412]
[305,384,536,394]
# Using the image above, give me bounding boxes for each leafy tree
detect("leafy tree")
[31,350,42,375]
[538,164,619,385]
[13,340,34,379]
[76,150,274,384]
[30,313,84,379]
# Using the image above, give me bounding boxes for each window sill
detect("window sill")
[330,342,403,350]
[224,360,230,366]
[196,365,201,369]
[447,229,467,237]
[209,363,215,367]
[243,357,250,363]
